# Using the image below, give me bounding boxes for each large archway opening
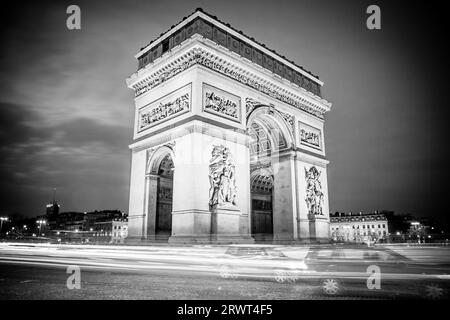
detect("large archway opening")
[155,154,174,240]
[247,107,291,243]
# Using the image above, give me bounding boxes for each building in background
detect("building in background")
[112,218,128,243]
[91,218,128,244]
[45,189,61,230]
[46,202,60,217]
[329,211,449,244]
[330,211,389,243]
[44,210,128,244]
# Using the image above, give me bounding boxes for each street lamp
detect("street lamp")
[36,220,46,237]
[0,217,8,236]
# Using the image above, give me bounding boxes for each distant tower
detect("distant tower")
[46,188,60,216]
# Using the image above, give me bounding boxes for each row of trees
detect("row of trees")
[331,211,449,244]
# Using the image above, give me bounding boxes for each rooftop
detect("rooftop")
[135,8,323,97]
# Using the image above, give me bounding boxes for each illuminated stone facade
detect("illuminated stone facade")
[330,212,389,243]
[126,9,332,243]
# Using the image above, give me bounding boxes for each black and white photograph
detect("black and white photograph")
[0,0,449,309]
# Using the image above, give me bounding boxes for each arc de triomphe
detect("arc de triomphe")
[125,9,332,244]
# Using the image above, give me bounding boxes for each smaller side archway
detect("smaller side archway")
[144,145,175,241]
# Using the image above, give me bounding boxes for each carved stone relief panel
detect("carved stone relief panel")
[299,121,322,151]
[203,83,241,123]
[138,83,191,133]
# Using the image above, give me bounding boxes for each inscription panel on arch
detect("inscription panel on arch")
[202,83,242,123]
[299,121,322,151]
[138,83,191,133]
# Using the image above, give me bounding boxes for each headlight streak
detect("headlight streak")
[1,242,449,285]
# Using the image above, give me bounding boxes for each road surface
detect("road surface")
[0,242,448,299]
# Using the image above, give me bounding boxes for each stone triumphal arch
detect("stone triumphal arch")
[126,9,332,243]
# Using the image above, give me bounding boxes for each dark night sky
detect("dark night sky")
[0,0,449,224]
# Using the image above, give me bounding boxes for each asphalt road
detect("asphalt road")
[0,263,337,300]
[0,243,448,300]
[0,243,329,299]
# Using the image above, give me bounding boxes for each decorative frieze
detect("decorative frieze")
[166,141,176,152]
[133,48,327,119]
[278,110,294,135]
[245,97,294,135]
[138,84,191,132]
[196,50,325,119]
[134,56,197,97]
[203,83,241,122]
[299,122,322,150]
[245,97,260,117]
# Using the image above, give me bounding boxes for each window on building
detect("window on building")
[383,224,386,228]
[363,225,366,229]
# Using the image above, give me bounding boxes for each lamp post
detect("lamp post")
[36,220,46,237]
[0,217,8,235]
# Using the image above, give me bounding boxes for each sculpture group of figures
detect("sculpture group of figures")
[140,93,189,129]
[208,145,237,207]
[305,166,324,216]
[205,91,238,119]
[300,129,320,148]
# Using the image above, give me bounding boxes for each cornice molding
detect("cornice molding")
[127,38,331,120]
[295,149,329,167]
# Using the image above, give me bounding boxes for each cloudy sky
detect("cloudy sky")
[0,0,448,224]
